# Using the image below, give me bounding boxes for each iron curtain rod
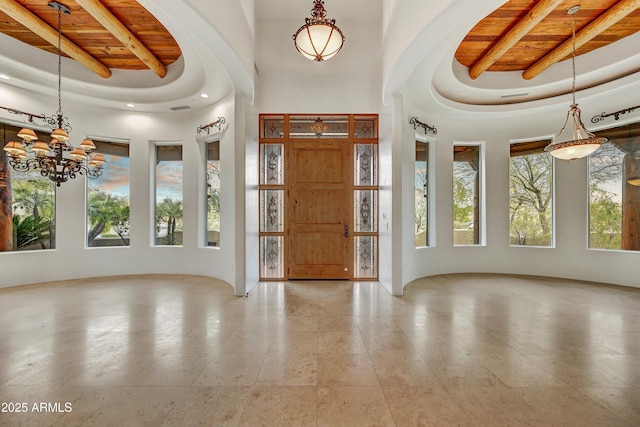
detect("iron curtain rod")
[197,117,226,135]
[591,105,640,123]
[409,117,437,135]
[0,105,46,124]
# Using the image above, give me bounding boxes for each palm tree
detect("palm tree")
[12,178,55,249]
[12,214,49,250]
[156,197,183,245]
[88,189,130,245]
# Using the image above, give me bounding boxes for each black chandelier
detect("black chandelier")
[2,1,105,186]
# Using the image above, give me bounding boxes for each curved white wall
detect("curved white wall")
[0,84,242,292]
[2,0,639,296]
[399,93,640,290]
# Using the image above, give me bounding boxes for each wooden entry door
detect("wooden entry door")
[287,140,350,279]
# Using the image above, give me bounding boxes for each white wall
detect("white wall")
[400,95,640,291]
[255,18,382,113]
[0,84,242,293]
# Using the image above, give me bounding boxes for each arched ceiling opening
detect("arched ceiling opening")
[0,0,236,112]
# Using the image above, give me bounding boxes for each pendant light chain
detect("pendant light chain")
[56,6,63,120]
[571,12,576,107]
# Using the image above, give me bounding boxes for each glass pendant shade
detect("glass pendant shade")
[545,104,606,161]
[293,0,344,62]
[294,21,344,61]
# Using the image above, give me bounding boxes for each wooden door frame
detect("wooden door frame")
[258,114,378,281]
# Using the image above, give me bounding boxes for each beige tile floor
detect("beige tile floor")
[0,273,639,426]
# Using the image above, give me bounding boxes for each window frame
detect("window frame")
[200,134,221,248]
[85,137,131,249]
[452,142,485,246]
[1,121,57,253]
[508,139,555,248]
[152,141,184,247]
[415,136,435,248]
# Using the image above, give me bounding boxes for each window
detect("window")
[154,144,183,246]
[1,124,56,252]
[87,140,130,247]
[205,140,220,246]
[415,139,429,247]
[453,144,481,245]
[353,114,379,279]
[588,122,640,251]
[259,115,285,279]
[509,140,553,247]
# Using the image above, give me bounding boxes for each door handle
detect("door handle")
[344,225,349,237]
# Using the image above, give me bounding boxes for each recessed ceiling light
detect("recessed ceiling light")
[0,74,10,80]
[500,93,529,99]
[200,93,209,98]
[126,103,136,108]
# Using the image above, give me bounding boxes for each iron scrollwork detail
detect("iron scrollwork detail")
[410,117,437,135]
[591,105,640,124]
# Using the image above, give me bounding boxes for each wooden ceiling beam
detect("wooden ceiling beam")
[0,0,111,78]
[523,0,640,80]
[469,0,564,80]
[74,0,167,78]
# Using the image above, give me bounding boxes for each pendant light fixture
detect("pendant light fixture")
[545,5,607,161]
[2,1,105,186]
[293,0,345,62]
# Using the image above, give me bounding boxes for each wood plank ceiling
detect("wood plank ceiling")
[455,0,640,80]
[0,0,181,78]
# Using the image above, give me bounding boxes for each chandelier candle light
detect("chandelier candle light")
[2,1,105,186]
[545,5,607,161]
[293,0,345,61]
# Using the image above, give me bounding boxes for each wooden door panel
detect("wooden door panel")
[294,190,345,225]
[288,141,350,280]
[293,232,344,262]
[294,148,344,183]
